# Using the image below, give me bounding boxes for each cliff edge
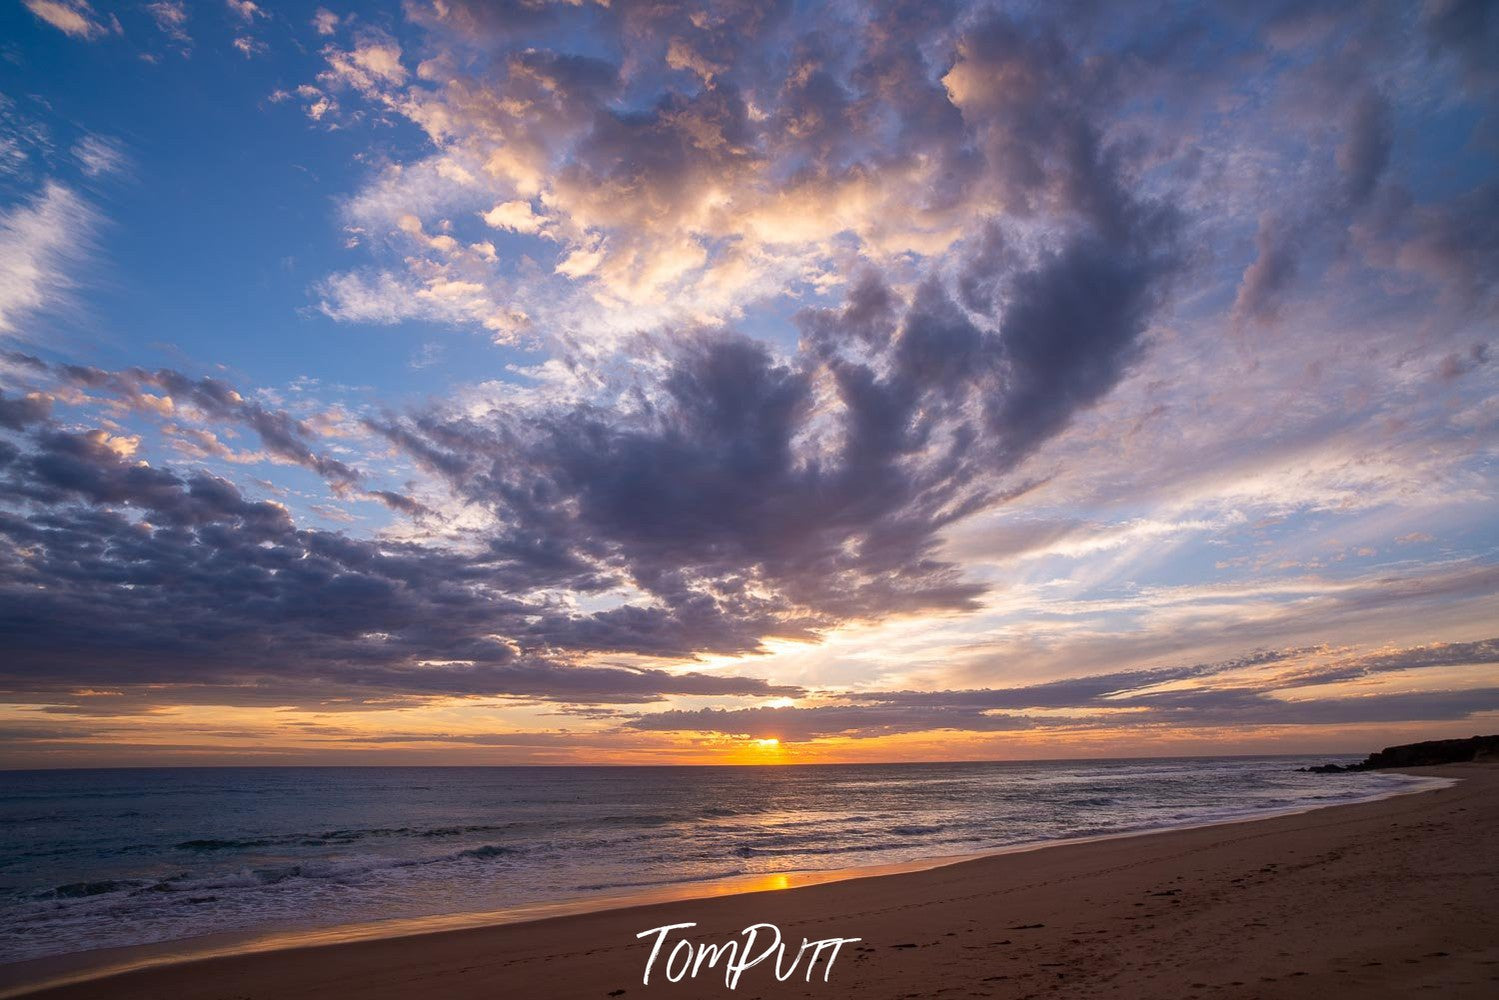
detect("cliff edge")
[1300,734,1499,773]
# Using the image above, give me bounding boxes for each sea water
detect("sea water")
[0,757,1429,963]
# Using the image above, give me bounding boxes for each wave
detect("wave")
[162,816,689,855]
[571,867,748,893]
[457,845,522,860]
[32,879,149,900]
[0,759,1431,966]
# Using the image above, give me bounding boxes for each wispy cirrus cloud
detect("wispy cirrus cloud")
[626,638,1499,741]
[144,1,190,47]
[0,182,98,337]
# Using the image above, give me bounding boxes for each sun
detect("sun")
[755,738,780,749]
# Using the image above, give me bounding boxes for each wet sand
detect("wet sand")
[7,763,1496,999]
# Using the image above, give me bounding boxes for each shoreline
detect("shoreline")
[0,767,1472,999]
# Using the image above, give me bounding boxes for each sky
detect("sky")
[0,0,1495,768]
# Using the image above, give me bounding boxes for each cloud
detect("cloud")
[626,638,1499,740]
[22,0,112,40]
[4,0,1497,746]
[0,388,52,429]
[1233,214,1299,324]
[316,267,529,341]
[145,1,190,46]
[233,36,267,58]
[627,705,1047,742]
[8,354,364,488]
[366,202,1174,645]
[1228,85,1393,326]
[482,200,545,235]
[1359,182,1499,312]
[296,5,1193,340]
[0,182,97,337]
[293,0,1494,360]
[226,0,264,23]
[321,36,408,95]
[312,8,339,36]
[0,129,1177,711]
[72,134,127,178]
[338,11,1180,660]
[1338,91,1393,209]
[0,411,804,709]
[1423,0,1499,91]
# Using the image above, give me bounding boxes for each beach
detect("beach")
[7,761,1495,1000]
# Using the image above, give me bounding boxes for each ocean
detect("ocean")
[0,757,1433,964]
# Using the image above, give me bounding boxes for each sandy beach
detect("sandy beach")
[3,762,1492,1000]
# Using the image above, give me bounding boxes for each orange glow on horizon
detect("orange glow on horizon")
[4,695,1497,769]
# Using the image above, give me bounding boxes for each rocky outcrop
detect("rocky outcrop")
[1299,734,1499,773]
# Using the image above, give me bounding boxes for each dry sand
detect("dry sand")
[6,762,1496,1000]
